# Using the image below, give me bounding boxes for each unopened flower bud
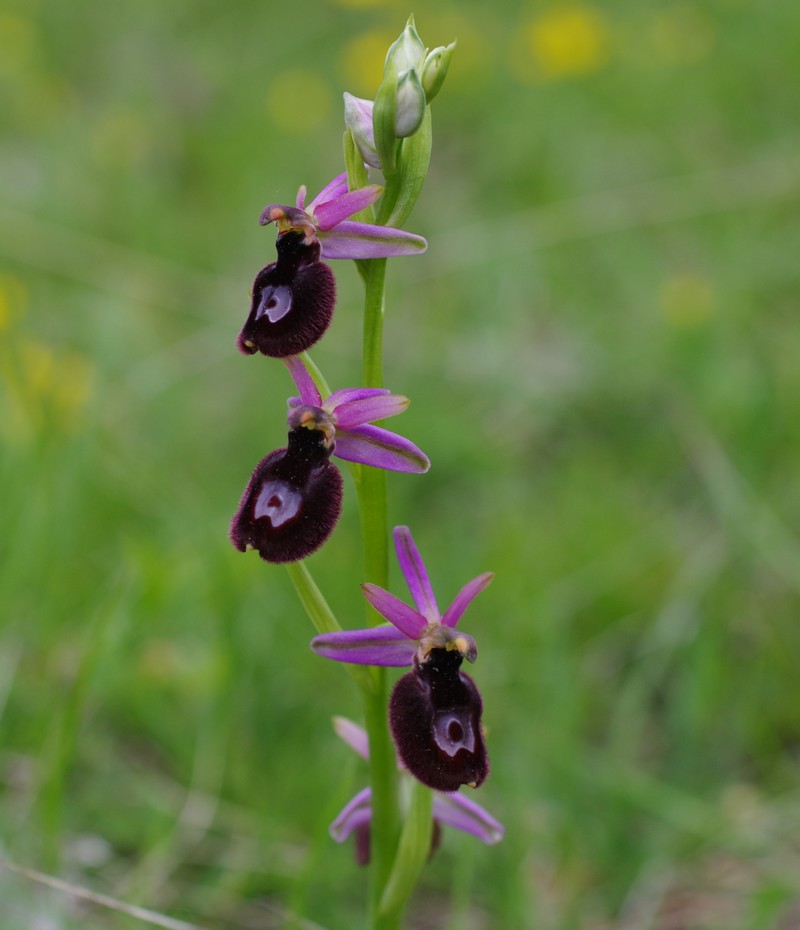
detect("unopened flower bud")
[343,93,381,169]
[421,41,456,103]
[394,69,426,138]
[384,15,426,79]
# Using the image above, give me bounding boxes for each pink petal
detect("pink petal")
[393,526,439,622]
[333,425,430,474]
[306,173,349,214]
[325,387,391,409]
[311,625,417,666]
[442,573,494,628]
[314,186,382,231]
[318,222,427,260]
[332,393,410,429]
[330,786,372,842]
[333,716,370,760]
[432,792,504,844]
[361,584,426,638]
[284,356,322,406]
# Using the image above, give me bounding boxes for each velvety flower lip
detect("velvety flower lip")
[310,525,492,667]
[390,647,489,791]
[238,231,336,358]
[229,425,343,564]
[329,716,504,857]
[285,356,430,475]
[260,173,427,260]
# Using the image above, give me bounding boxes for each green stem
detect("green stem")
[285,560,341,635]
[378,779,433,925]
[362,258,388,390]
[286,561,373,693]
[356,256,400,925]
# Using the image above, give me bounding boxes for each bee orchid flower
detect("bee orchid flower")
[312,526,493,790]
[261,172,427,260]
[284,356,429,474]
[237,173,426,358]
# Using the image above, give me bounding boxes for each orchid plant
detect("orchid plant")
[229,17,499,929]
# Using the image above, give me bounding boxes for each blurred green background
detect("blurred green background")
[3,0,800,927]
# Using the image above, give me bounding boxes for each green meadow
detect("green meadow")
[2,0,800,927]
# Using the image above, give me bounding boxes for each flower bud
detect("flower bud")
[384,15,426,79]
[421,42,456,103]
[343,93,381,169]
[230,427,343,563]
[237,231,336,359]
[394,69,426,138]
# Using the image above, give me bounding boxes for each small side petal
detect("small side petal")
[361,583,426,638]
[334,424,430,474]
[393,526,439,622]
[314,186,382,231]
[312,625,416,666]
[330,786,373,842]
[442,572,495,628]
[333,716,370,760]
[284,356,323,406]
[432,792,504,845]
[319,222,427,260]
[325,387,391,409]
[332,393,410,429]
[306,173,349,214]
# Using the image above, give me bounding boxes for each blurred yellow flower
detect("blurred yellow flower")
[267,69,332,134]
[660,273,715,328]
[339,30,394,97]
[512,4,610,82]
[1,337,92,442]
[0,273,28,332]
[0,12,36,77]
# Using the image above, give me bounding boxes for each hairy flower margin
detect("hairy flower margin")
[330,716,503,865]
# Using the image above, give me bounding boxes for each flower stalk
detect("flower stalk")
[358,255,396,920]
